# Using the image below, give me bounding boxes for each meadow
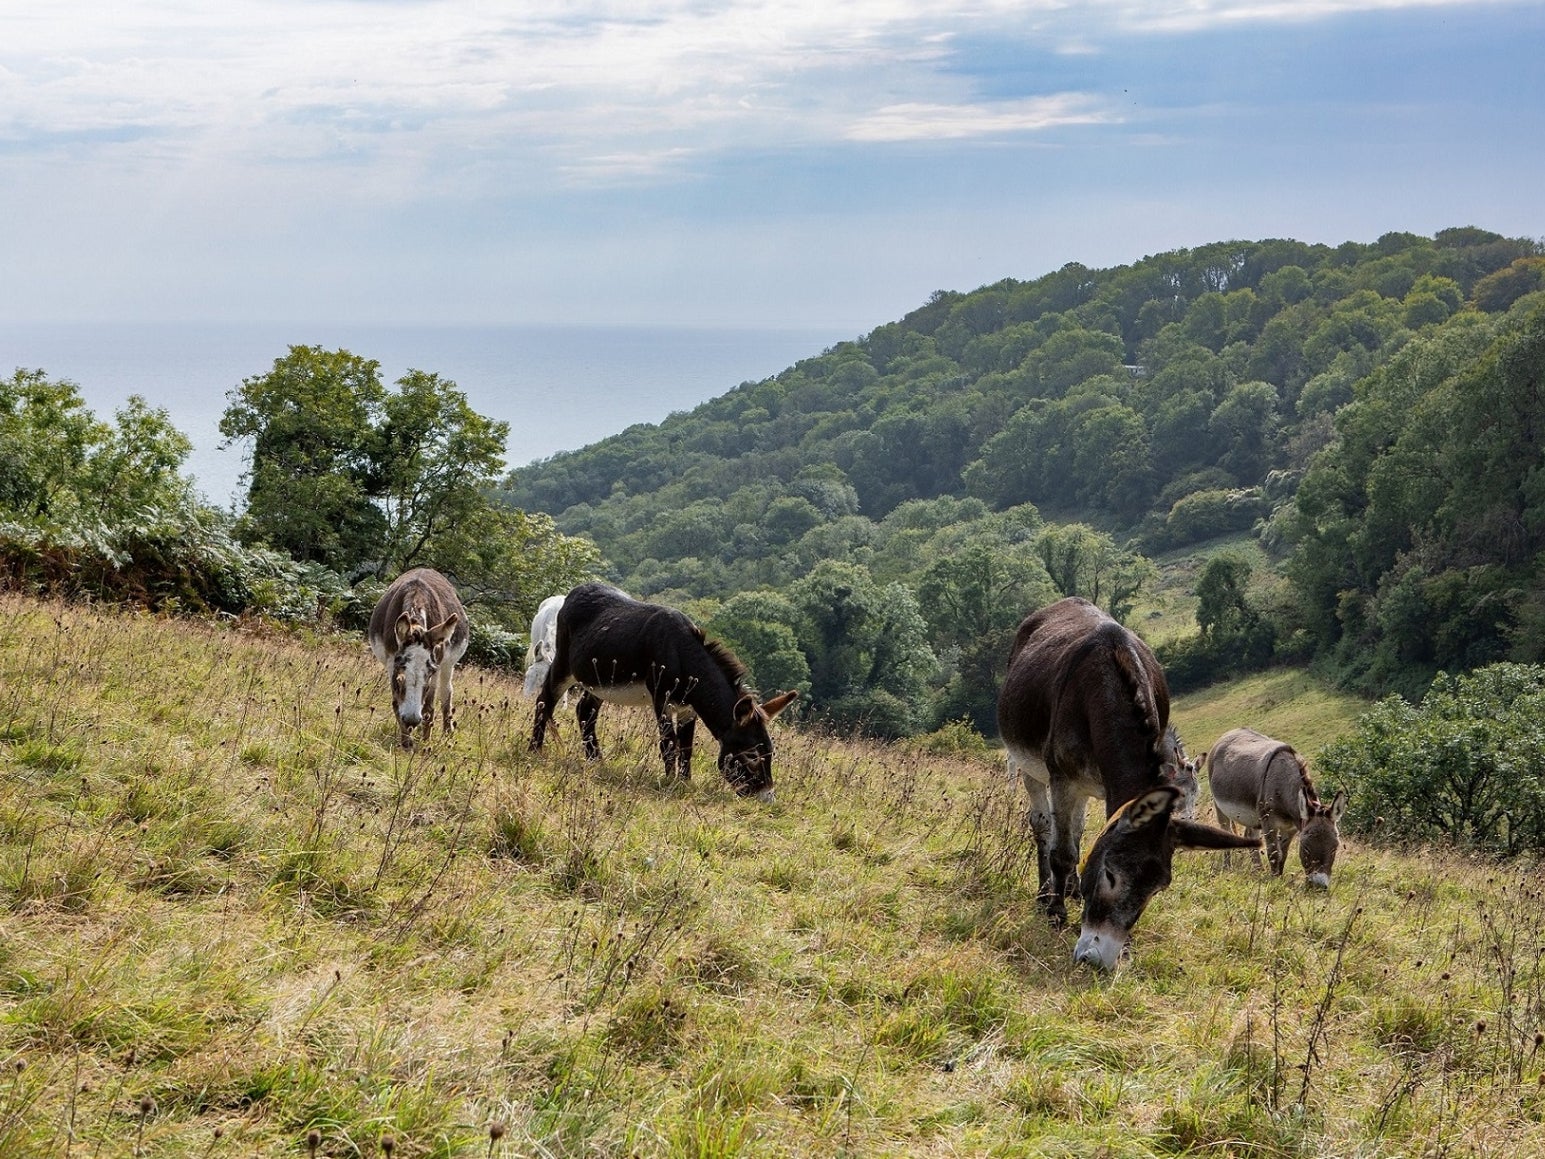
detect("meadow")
[1,591,1542,1157]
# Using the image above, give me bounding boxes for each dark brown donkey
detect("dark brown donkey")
[368,568,470,749]
[997,597,1259,970]
[1207,727,1347,888]
[530,583,798,800]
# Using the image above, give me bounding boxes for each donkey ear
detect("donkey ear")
[1122,786,1181,831]
[1173,819,1263,851]
[394,611,414,647]
[762,690,798,719]
[427,612,460,646]
[1329,789,1348,822]
[733,694,758,727]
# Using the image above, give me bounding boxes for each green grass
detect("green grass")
[1173,667,1369,761]
[0,591,1540,1157]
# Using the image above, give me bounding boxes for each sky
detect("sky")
[2,0,1542,334]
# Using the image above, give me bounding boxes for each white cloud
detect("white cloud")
[0,0,1519,187]
[847,95,1118,141]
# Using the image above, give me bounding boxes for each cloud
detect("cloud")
[846,95,1118,142]
[6,0,1510,177]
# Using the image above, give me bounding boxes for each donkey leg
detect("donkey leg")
[1021,773,1065,925]
[1216,812,1238,870]
[420,684,437,744]
[676,718,696,780]
[438,666,456,737]
[577,692,603,761]
[530,674,557,751]
[1266,826,1290,876]
[1050,781,1089,905]
[655,712,680,778]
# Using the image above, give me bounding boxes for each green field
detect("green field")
[0,592,1538,1158]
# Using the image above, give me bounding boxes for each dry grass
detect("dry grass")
[1,591,1541,1157]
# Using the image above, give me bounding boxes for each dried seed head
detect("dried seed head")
[138,1094,156,1116]
[381,1134,396,1155]
[1476,1020,1488,1035]
[307,1128,322,1154]
[489,1120,507,1141]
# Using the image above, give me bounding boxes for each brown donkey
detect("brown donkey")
[1207,727,1347,888]
[368,568,470,749]
[997,597,1259,970]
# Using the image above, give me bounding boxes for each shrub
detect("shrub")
[1317,663,1545,856]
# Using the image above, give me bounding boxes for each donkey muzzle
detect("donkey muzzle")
[1073,923,1125,972]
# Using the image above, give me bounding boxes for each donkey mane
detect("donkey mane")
[1291,750,1320,806]
[698,630,752,693]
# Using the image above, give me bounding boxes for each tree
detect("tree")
[1032,523,1154,621]
[0,370,191,530]
[0,369,105,523]
[918,540,1057,732]
[708,590,812,700]
[372,370,510,573]
[220,346,385,569]
[788,560,937,737]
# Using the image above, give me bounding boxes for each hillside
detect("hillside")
[3,593,1544,1157]
[503,228,1539,591]
[496,228,1545,727]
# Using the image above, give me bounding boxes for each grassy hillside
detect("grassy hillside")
[1173,669,1368,766]
[1,594,1541,1158]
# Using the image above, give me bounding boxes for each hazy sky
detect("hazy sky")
[3,1,1541,332]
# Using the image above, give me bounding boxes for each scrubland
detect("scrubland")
[1,592,1541,1157]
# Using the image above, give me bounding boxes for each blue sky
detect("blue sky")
[3,0,1541,332]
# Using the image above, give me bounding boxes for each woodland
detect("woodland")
[500,227,1545,729]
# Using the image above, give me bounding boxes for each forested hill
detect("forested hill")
[501,227,1545,721]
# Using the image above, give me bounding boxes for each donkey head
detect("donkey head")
[1297,789,1347,889]
[717,690,799,802]
[390,610,460,734]
[1161,744,1205,828]
[1074,785,1262,971]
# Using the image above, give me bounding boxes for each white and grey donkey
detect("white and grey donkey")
[522,593,567,700]
[1207,726,1347,888]
[368,567,470,749]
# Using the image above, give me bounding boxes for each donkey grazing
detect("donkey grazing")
[368,568,470,750]
[997,597,1259,970]
[529,582,798,800]
[1207,727,1347,888]
[1161,723,1204,821]
[522,593,566,700]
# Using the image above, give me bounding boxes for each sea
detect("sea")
[0,322,854,509]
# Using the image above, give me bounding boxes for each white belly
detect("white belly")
[580,681,697,721]
[1005,744,1105,799]
[1214,795,1262,829]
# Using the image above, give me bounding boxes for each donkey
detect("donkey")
[1207,727,1347,888]
[997,597,1259,969]
[367,567,470,750]
[529,582,798,800]
[522,593,566,700]
[1161,723,1204,821]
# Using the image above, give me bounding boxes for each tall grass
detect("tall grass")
[0,590,1541,1156]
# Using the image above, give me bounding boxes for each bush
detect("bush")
[1317,663,1545,856]
[1148,488,1269,552]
